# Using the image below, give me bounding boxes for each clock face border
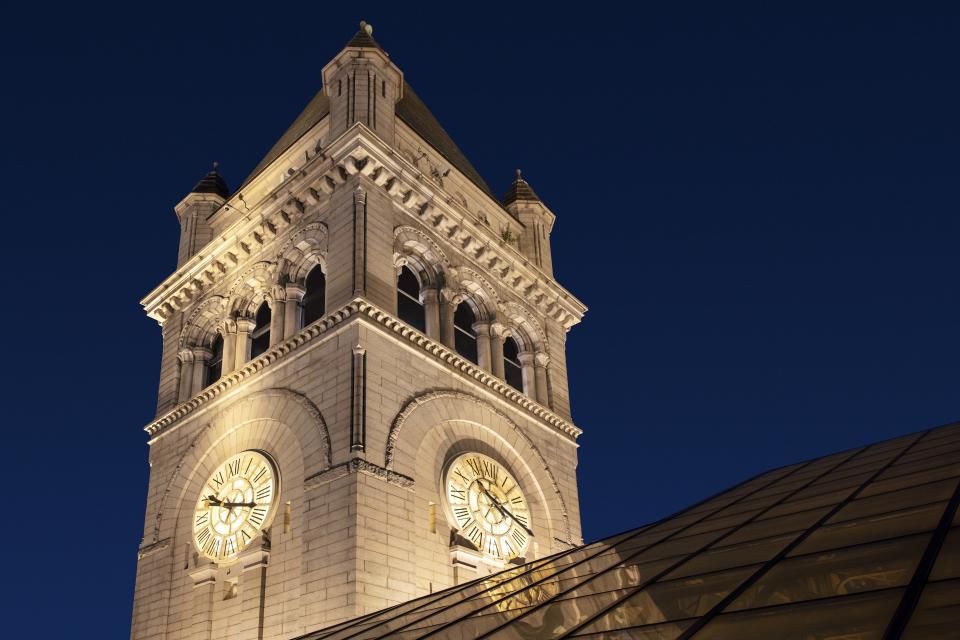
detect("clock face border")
[191,449,281,564]
[441,452,532,561]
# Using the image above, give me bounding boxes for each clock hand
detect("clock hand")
[477,485,534,537]
[221,501,257,508]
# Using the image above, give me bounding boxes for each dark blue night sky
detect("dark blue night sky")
[2,3,957,636]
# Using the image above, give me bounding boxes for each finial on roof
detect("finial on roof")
[360,20,373,36]
[502,168,540,205]
[191,163,230,199]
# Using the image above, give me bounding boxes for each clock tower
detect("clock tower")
[130,23,586,639]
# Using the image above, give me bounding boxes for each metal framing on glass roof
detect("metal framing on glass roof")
[297,422,960,639]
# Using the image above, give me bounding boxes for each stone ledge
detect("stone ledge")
[305,458,414,490]
[145,299,582,443]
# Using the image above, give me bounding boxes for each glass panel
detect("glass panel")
[829,479,958,523]
[665,534,796,580]
[792,502,946,556]
[694,589,902,640]
[570,620,692,638]
[572,566,756,633]
[900,579,960,640]
[762,488,855,520]
[721,507,829,546]
[930,526,960,580]
[728,534,928,610]
[675,510,764,538]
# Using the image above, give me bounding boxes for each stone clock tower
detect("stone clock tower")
[130,23,586,640]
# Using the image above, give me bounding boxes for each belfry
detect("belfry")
[132,22,586,639]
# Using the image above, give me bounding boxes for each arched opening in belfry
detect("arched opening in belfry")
[250,302,272,358]
[397,266,426,332]
[503,335,524,392]
[206,333,224,387]
[454,301,478,364]
[303,265,326,327]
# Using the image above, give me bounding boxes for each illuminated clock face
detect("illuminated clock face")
[445,453,532,560]
[192,450,279,562]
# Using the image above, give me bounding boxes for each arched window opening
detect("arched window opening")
[397,266,426,332]
[503,336,524,392]
[206,334,224,387]
[454,302,478,364]
[250,302,271,358]
[302,266,326,327]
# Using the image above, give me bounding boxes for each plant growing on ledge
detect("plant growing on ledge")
[500,226,517,246]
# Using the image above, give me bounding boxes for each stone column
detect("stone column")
[490,323,506,379]
[188,560,218,640]
[518,352,536,399]
[221,319,237,373]
[422,288,441,341]
[284,283,305,339]
[534,353,551,407]
[237,539,270,640]
[473,322,492,371]
[439,289,462,349]
[191,347,212,393]
[270,286,286,346]
[177,349,195,402]
[235,318,255,368]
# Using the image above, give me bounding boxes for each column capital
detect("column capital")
[285,282,306,299]
[217,318,237,335]
[440,287,463,306]
[354,185,367,203]
[534,352,551,368]
[236,318,256,332]
[420,287,439,304]
[177,349,195,363]
[271,284,287,303]
[518,352,536,366]
[191,346,212,362]
[472,321,492,334]
[489,322,506,338]
[352,344,367,357]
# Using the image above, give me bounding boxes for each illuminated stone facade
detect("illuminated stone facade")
[130,23,586,640]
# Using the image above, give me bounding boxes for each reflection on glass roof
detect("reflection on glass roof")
[299,423,960,639]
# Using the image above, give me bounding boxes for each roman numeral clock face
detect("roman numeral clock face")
[445,453,532,560]
[192,450,279,562]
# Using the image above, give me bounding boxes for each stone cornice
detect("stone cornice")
[142,124,586,330]
[144,299,582,442]
[325,128,586,329]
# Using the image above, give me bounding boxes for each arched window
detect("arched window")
[302,266,326,327]
[397,266,426,332]
[250,302,271,358]
[206,334,224,387]
[503,335,524,392]
[454,302,478,364]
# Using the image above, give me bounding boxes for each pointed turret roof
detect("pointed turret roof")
[239,25,496,201]
[345,21,383,50]
[191,163,229,199]
[501,169,540,205]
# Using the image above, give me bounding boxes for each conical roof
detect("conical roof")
[191,164,229,198]
[239,27,496,201]
[345,21,382,50]
[502,168,540,205]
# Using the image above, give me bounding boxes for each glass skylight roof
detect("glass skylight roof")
[299,422,960,639]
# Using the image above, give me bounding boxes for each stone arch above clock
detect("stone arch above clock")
[150,388,330,545]
[385,389,575,549]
